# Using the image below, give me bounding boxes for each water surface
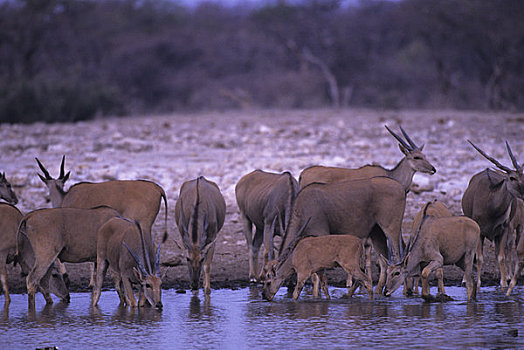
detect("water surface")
[1,286,523,349]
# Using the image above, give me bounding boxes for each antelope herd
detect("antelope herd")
[0,125,523,310]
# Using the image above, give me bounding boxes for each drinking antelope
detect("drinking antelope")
[384,202,482,301]
[92,217,162,308]
[262,234,373,301]
[175,176,226,294]
[279,176,406,295]
[18,206,120,308]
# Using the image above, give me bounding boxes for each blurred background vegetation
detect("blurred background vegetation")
[1,0,523,123]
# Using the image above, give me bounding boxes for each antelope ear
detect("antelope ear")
[378,254,388,266]
[133,267,144,281]
[399,143,410,156]
[202,239,216,256]
[402,253,410,268]
[63,171,70,183]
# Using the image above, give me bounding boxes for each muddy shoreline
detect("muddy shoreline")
[2,108,524,295]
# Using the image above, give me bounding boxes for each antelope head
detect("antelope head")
[384,201,432,297]
[178,198,214,291]
[386,125,436,175]
[383,236,409,297]
[124,225,163,309]
[35,155,70,207]
[0,172,18,204]
[468,140,524,198]
[384,258,409,297]
[261,260,279,301]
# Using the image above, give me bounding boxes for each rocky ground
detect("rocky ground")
[1,108,524,294]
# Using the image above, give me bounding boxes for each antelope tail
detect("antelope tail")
[14,219,28,266]
[160,188,169,243]
[284,171,296,234]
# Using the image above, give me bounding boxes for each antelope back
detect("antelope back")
[412,200,451,233]
[176,177,225,248]
[299,165,388,188]
[63,180,163,222]
[235,170,297,229]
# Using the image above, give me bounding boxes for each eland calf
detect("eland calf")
[384,202,482,301]
[404,200,452,295]
[262,234,373,301]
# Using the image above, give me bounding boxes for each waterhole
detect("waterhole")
[1,286,523,349]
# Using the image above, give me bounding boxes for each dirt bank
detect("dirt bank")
[1,108,523,293]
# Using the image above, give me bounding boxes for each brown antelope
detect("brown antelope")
[175,176,226,294]
[506,220,524,296]
[279,176,406,295]
[235,170,298,282]
[1,202,68,305]
[404,200,452,295]
[36,156,168,287]
[18,206,120,308]
[262,234,373,301]
[36,156,168,242]
[92,217,162,308]
[0,172,18,205]
[15,226,70,305]
[299,125,436,190]
[384,202,482,301]
[298,125,435,293]
[0,202,21,305]
[506,199,524,296]
[462,141,524,287]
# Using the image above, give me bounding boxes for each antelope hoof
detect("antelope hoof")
[422,294,437,303]
[435,293,453,302]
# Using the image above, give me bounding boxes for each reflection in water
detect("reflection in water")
[111,304,163,324]
[38,301,70,322]
[0,286,523,349]
[2,304,9,322]
[189,293,212,320]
